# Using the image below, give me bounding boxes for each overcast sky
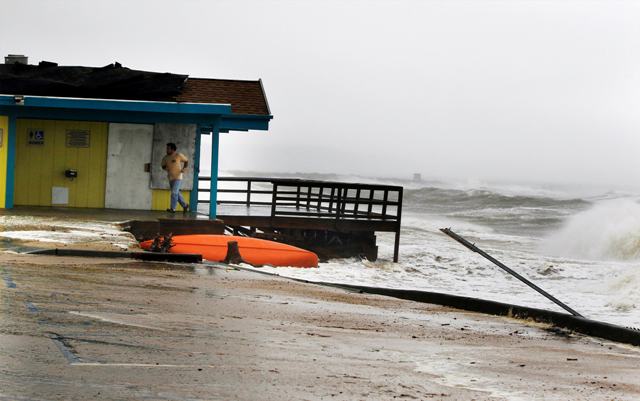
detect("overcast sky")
[2,0,640,188]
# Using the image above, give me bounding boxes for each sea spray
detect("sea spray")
[606,268,640,312]
[541,199,640,261]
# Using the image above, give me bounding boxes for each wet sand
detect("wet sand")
[1,253,639,400]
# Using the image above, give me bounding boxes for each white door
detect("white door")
[105,123,153,209]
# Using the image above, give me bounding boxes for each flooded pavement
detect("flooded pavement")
[0,206,208,253]
[1,253,640,400]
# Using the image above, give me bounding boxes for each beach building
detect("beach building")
[0,55,272,218]
[0,55,402,262]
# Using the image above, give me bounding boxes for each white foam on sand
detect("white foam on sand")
[0,215,136,250]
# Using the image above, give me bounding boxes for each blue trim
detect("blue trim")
[6,115,16,208]
[209,124,220,219]
[220,115,271,131]
[190,125,203,212]
[0,95,232,115]
[0,106,224,125]
[0,106,270,132]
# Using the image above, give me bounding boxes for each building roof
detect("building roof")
[177,78,270,116]
[0,61,271,116]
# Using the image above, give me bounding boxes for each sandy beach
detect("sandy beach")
[1,252,639,400]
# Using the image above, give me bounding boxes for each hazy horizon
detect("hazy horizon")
[2,0,640,190]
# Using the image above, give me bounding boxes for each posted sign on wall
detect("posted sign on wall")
[28,129,44,145]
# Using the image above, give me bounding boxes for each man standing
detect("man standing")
[161,142,190,213]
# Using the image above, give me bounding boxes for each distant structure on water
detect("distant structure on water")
[413,173,422,182]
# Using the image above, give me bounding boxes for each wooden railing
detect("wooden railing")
[198,177,403,223]
[198,176,403,261]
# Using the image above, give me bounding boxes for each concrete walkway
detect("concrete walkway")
[1,253,639,400]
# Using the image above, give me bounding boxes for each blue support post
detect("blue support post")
[190,125,202,213]
[5,115,16,208]
[209,121,220,219]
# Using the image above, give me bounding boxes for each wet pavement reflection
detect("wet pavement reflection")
[2,254,640,400]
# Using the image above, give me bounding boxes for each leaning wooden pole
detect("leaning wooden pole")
[440,228,583,317]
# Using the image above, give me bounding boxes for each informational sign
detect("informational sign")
[51,186,69,205]
[66,130,91,148]
[28,129,45,145]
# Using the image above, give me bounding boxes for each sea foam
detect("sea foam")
[541,199,640,261]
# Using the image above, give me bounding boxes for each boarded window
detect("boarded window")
[66,130,90,148]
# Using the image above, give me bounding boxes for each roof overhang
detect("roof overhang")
[0,94,232,114]
[0,94,271,131]
[219,114,273,132]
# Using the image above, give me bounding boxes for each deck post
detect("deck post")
[393,188,403,263]
[381,190,389,219]
[354,188,361,217]
[271,183,278,217]
[246,180,252,207]
[209,121,220,219]
[5,114,16,208]
[190,125,203,212]
[367,189,374,216]
[328,187,335,213]
[316,186,323,210]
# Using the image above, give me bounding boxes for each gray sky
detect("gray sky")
[2,0,640,188]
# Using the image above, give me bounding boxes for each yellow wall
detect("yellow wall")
[151,189,191,211]
[14,119,108,207]
[0,116,8,208]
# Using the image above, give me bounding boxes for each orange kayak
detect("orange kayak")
[140,234,318,268]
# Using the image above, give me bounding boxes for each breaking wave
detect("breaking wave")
[541,199,640,261]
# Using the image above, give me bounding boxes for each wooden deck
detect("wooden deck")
[201,177,404,261]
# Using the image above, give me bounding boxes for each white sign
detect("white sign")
[52,186,69,205]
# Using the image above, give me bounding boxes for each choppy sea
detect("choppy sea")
[238,173,640,328]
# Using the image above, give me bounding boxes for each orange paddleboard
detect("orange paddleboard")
[140,234,318,268]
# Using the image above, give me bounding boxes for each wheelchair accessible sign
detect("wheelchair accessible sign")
[28,129,45,145]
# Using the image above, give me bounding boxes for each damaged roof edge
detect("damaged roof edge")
[1,62,272,117]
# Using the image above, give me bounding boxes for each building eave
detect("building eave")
[0,94,233,116]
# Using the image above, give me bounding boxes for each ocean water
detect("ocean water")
[240,174,640,328]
